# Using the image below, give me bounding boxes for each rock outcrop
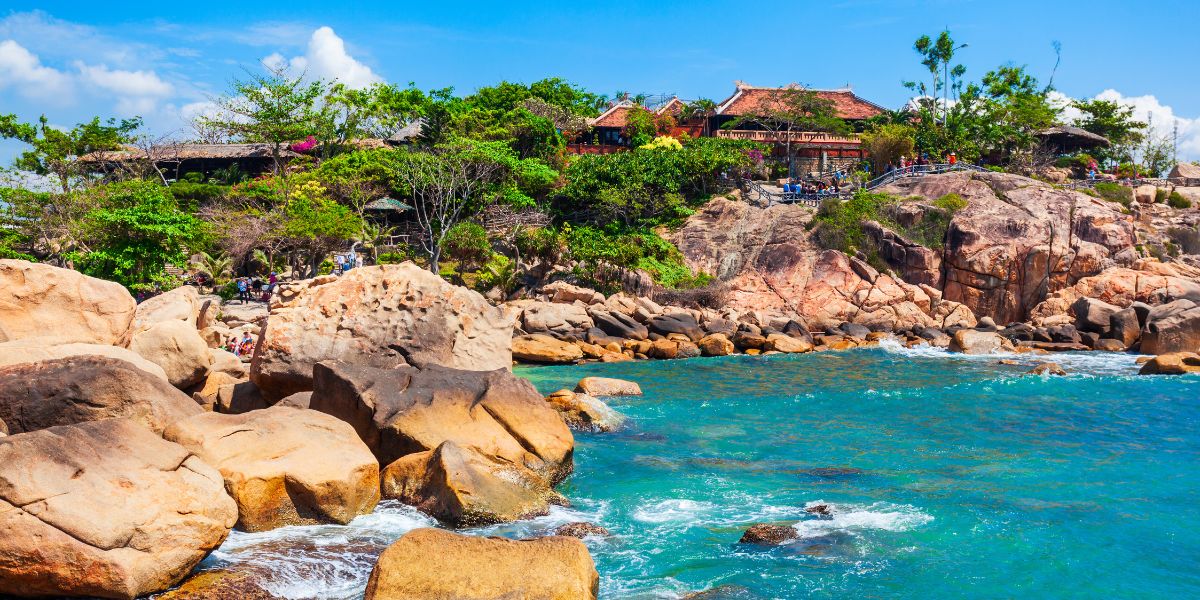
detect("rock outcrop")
[671,197,976,330]
[380,441,560,526]
[363,528,598,600]
[738,523,799,545]
[131,320,213,389]
[880,172,1136,324]
[164,406,379,532]
[0,259,136,346]
[1030,260,1200,325]
[310,361,574,483]
[574,376,643,397]
[251,263,513,401]
[0,419,237,598]
[0,356,201,435]
[1138,352,1200,375]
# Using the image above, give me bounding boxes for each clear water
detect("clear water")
[196,343,1200,599]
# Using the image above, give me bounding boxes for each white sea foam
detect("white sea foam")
[632,498,717,523]
[876,337,1144,377]
[792,501,933,539]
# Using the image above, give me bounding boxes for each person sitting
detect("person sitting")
[238,333,255,357]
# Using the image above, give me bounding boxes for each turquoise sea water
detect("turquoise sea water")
[199,343,1200,599]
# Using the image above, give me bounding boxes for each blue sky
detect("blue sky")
[2,1,1199,163]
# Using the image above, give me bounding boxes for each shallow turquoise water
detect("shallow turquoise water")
[201,344,1200,599]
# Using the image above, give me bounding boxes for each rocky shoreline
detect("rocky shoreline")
[0,171,1198,598]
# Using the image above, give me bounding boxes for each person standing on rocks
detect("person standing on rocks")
[236,277,249,303]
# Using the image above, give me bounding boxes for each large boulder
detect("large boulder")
[950,330,1006,354]
[1138,352,1200,375]
[1109,307,1142,348]
[380,441,561,526]
[589,308,649,340]
[1140,299,1200,355]
[540,281,604,305]
[0,419,237,598]
[363,528,598,600]
[699,333,736,356]
[251,263,512,402]
[164,406,379,532]
[574,376,642,397]
[520,301,593,334]
[133,285,201,333]
[544,389,625,432]
[1030,261,1200,325]
[0,339,168,380]
[1072,296,1120,334]
[512,334,583,364]
[208,348,248,378]
[0,356,202,435]
[131,320,213,389]
[0,259,136,346]
[310,361,574,483]
[647,313,704,342]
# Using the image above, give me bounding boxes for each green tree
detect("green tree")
[1071,98,1146,164]
[905,31,968,125]
[441,221,492,278]
[69,181,207,292]
[196,66,327,174]
[0,114,141,193]
[861,124,917,174]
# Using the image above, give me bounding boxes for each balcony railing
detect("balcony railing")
[716,130,862,145]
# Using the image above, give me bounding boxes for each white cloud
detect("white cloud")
[0,40,73,102]
[77,63,174,98]
[263,26,381,89]
[1092,90,1200,160]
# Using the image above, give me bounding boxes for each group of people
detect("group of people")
[334,252,363,274]
[223,331,256,357]
[234,273,278,304]
[888,152,957,173]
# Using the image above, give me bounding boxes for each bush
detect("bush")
[563,224,709,289]
[810,191,897,253]
[934,193,968,212]
[1155,188,1169,203]
[441,222,492,272]
[1093,182,1133,207]
[377,250,413,264]
[1167,191,1193,209]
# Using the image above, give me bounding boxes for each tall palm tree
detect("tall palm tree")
[360,221,397,263]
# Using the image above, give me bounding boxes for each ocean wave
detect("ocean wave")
[792,501,933,539]
[875,338,1144,377]
[632,498,718,523]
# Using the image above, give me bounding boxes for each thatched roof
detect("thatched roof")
[79,143,301,163]
[1037,126,1111,148]
[364,197,413,212]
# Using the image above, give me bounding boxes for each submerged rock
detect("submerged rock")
[1138,352,1200,375]
[0,356,201,435]
[799,467,865,478]
[554,522,611,539]
[156,570,275,600]
[0,419,237,598]
[0,259,137,346]
[805,504,834,517]
[738,523,799,545]
[1026,362,1067,376]
[310,361,574,483]
[363,528,599,600]
[164,406,380,532]
[544,389,625,432]
[381,441,560,526]
[251,263,513,402]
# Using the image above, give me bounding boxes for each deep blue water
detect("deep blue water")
[199,344,1200,599]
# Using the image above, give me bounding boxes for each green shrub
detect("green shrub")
[441,222,492,272]
[377,250,413,264]
[1155,188,1169,203]
[986,165,1006,173]
[477,253,520,293]
[1093,182,1133,207]
[810,191,897,253]
[1167,191,1193,209]
[934,193,967,212]
[563,224,708,289]
[217,280,239,301]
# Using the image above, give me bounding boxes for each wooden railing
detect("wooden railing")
[716,130,862,145]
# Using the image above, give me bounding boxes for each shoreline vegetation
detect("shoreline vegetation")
[0,29,1198,600]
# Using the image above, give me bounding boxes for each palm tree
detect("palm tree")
[360,221,397,264]
[683,98,718,137]
[197,251,232,293]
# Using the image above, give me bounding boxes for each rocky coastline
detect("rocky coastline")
[0,173,1198,598]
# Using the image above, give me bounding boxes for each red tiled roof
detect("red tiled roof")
[591,104,633,128]
[716,85,886,120]
[656,97,686,116]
